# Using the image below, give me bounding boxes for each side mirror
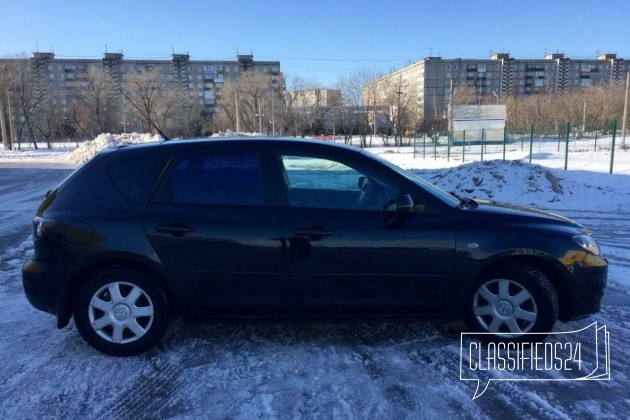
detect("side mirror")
[396,194,414,213]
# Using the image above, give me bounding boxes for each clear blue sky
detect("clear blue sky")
[1,0,628,87]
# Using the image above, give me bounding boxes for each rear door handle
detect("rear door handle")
[156,223,197,237]
[294,225,333,241]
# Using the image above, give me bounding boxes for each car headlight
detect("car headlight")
[573,235,600,256]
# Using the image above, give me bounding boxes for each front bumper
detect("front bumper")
[563,259,608,321]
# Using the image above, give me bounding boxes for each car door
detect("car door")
[142,148,287,316]
[274,150,456,316]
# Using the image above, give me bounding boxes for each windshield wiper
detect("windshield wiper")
[459,197,478,209]
[451,193,478,209]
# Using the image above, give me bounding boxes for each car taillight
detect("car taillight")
[34,218,53,240]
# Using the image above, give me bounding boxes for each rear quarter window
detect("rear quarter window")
[107,156,167,203]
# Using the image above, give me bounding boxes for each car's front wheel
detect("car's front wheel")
[74,268,170,356]
[464,264,559,341]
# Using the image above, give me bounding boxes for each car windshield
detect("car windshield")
[364,150,461,207]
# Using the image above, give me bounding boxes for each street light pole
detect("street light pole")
[396,89,403,146]
[235,91,240,132]
[270,85,275,137]
[622,71,629,147]
[121,90,127,134]
[258,98,263,134]
[0,92,8,149]
[6,89,16,149]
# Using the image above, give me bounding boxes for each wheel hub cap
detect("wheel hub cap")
[496,300,514,316]
[113,303,131,320]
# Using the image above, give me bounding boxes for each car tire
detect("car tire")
[464,263,559,341]
[74,268,170,356]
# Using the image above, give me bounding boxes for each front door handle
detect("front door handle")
[294,225,333,241]
[156,223,197,237]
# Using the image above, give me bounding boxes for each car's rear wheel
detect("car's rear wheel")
[464,264,559,341]
[74,268,169,356]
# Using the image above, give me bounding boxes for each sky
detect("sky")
[1,0,629,87]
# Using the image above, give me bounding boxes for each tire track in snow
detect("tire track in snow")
[91,355,184,419]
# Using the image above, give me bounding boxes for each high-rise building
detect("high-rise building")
[1,51,282,116]
[364,53,628,127]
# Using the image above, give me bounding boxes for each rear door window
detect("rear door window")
[154,151,264,206]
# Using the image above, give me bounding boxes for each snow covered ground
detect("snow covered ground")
[0,135,628,418]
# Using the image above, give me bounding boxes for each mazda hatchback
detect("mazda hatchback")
[23,138,607,355]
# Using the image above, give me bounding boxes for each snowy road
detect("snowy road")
[0,166,628,419]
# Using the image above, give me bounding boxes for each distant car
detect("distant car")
[22,138,607,356]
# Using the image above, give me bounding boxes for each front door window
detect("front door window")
[280,154,398,211]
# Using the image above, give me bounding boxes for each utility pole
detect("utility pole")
[449,77,454,135]
[396,89,403,147]
[258,97,263,134]
[270,85,275,137]
[0,93,8,149]
[622,71,629,147]
[121,90,127,134]
[235,91,240,132]
[7,89,16,149]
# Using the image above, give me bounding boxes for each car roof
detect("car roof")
[102,137,364,157]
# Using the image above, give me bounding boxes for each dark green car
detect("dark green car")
[22,138,607,355]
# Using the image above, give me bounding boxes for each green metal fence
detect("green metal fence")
[412,120,625,173]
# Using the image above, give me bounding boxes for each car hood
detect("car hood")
[469,198,583,230]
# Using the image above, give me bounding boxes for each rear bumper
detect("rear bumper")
[22,260,70,326]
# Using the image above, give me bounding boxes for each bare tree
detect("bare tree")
[451,83,478,106]
[0,63,12,149]
[169,87,203,138]
[122,68,176,137]
[217,72,276,134]
[33,97,63,148]
[73,67,120,137]
[337,69,381,146]
[375,75,416,146]
[4,59,44,149]
[505,84,625,135]
[284,76,309,136]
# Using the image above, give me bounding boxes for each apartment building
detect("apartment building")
[4,51,282,116]
[364,53,628,127]
[287,88,341,108]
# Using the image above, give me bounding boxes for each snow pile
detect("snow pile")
[210,129,264,138]
[411,159,621,211]
[66,132,162,163]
